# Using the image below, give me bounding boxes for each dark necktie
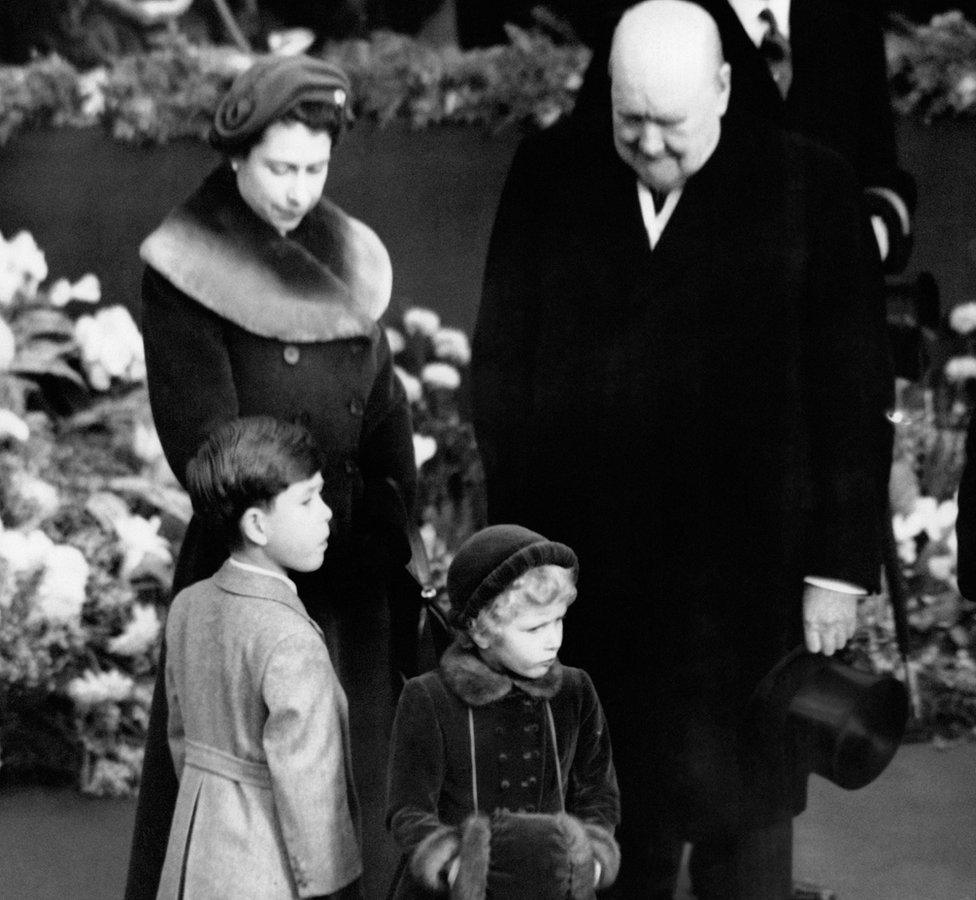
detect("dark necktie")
[758,8,792,99]
[650,188,669,213]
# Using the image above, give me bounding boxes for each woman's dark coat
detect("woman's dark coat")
[472,116,890,841]
[386,641,620,898]
[125,165,416,899]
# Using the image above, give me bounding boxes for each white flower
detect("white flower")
[77,66,109,118]
[74,305,145,388]
[12,471,60,521]
[534,103,562,129]
[132,422,165,466]
[413,433,438,469]
[31,544,90,624]
[395,366,423,404]
[949,301,976,335]
[0,317,15,370]
[0,231,48,301]
[0,528,54,575]
[403,307,441,337]
[952,71,976,109]
[385,327,406,355]
[107,604,161,657]
[421,362,461,391]
[0,409,29,442]
[432,327,471,365]
[564,71,584,91]
[67,669,135,711]
[944,355,976,383]
[927,554,955,582]
[49,273,101,307]
[896,538,917,566]
[113,514,173,579]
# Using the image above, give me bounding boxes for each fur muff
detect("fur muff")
[583,822,621,890]
[409,826,461,891]
[450,814,491,900]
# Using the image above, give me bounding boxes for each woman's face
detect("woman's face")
[233,120,333,235]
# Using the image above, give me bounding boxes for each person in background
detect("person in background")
[472,2,889,895]
[159,416,361,899]
[126,53,416,900]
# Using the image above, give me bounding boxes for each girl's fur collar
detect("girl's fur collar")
[140,165,390,342]
[440,639,564,706]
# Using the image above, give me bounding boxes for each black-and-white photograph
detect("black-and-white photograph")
[0,1,974,897]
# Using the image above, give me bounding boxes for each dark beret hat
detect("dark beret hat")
[211,54,350,151]
[447,524,578,623]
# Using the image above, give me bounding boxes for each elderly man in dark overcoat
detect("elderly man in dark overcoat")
[471,2,890,896]
[572,0,916,274]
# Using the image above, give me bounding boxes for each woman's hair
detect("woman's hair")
[220,98,346,159]
[466,564,578,645]
[186,416,321,551]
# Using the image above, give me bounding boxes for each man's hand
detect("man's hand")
[802,584,858,656]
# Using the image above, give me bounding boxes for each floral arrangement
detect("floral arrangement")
[386,305,486,618]
[887,11,976,120]
[849,292,976,740]
[0,228,185,796]
[4,226,976,799]
[0,27,589,147]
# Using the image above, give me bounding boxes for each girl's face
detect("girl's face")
[475,599,569,680]
[234,120,332,235]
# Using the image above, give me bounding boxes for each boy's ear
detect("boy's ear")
[239,506,269,547]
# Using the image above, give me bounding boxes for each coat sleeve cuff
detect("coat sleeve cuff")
[583,822,621,889]
[409,824,461,891]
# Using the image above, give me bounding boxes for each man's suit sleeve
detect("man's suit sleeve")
[472,137,546,523]
[801,146,892,593]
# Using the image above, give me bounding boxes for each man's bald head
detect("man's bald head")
[609,0,730,192]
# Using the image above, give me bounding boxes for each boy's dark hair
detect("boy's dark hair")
[185,416,321,551]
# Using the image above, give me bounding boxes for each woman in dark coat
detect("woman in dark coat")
[125,54,416,899]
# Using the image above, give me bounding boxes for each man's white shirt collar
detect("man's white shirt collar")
[728,0,792,44]
[227,556,298,594]
[636,181,682,250]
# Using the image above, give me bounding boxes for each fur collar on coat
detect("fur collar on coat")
[439,639,563,707]
[140,165,391,342]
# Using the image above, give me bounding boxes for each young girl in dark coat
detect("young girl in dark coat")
[386,525,621,898]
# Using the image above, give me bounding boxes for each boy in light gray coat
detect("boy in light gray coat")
[158,416,361,899]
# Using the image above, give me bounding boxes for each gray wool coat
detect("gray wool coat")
[159,561,361,899]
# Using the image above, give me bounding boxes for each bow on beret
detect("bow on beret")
[211,54,350,151]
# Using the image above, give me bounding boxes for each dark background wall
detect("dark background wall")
[0,123,521,335]
[0,118,974,335]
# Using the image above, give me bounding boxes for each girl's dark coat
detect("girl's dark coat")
[386,641,620,898]
[126,165,416,899]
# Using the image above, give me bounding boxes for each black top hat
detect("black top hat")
[749,646,909,790]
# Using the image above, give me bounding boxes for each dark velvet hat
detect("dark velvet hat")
[211,54,350,152]
[447,525,578,624]
[749,645,909,790]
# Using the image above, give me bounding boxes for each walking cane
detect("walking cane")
[881,507,923,719]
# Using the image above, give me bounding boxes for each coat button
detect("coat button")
[498,752,509,762]
[348,398,364,417]
[500,779,510,790]
[525,804,537,812]
[344,459,357,475]
[494,725,505,735]
[522,751,533,761]
[283,345,300,365]
[524,723,539,733]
